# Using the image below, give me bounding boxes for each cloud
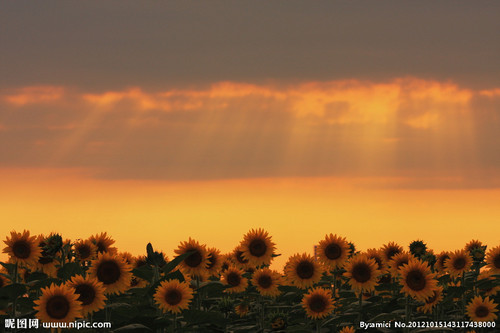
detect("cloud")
[1,78,499,188]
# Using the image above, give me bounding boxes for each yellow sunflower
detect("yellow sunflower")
[465,239,484,253]
[222,266,248,293]
[316,234,351,270]
[302,287,334,320]
[485,245,500,274]
[130,255,149,288]
[235,303,249,317]
[88,253,132,295]
[251,268,282,297]
[435,251,450,273]
[445,250,472,277]
[344,254,381,293]
[240,228,275,267]
[67,275,107,316]
[400,259,438,301]
[285,253,323,289]
[477,270,500,297]
[34,283,82,323]
[89,232,117,255]
[466,296,498,322]
[417,286,443,314]
[366,248,385,272]
[174,238,209,277]
[206,247,223,277]
[381,242,403,263]
[388,252,415,276]
[339,327,356,333]
[154,279,193,314]
[34,236,59,278]
[72,239,97,262]
[3,230,41,267]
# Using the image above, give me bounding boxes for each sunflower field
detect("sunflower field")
[1,230,499,332]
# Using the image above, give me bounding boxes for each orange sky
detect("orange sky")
[1,78,500,268]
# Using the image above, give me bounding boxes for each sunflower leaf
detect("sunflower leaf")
[161,250,195,275]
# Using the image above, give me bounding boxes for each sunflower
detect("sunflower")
[154,279,193,314]
[381,242,403,263]
[251,268,282,297]
[366,248,385,272]
[417,286,443,314]
[240,228,275,267]
[465,239,484,253]
[285,253,323,289]
[206,247,223,277]
[73,239,97,261]
[130,255,149,288]
[34,236,59,278]
[3,230,41,267]
[339,327,356,333]
[222,266,248,293]
[67,275,107,316]
[344,254,380,293]
[485,245,500,274]
[477,270,500,297]
[119,251,134,265]
[34,283,82,323]
[174,238,209,277]
[445,250,472,277]
[388,252,414,276]
[435,251,450,273]
[400,259,438,301]
[466,296,498,322]
[301,287,334,320]
[316,234,351,270]
[235,303,249,317]
[409,240,427,258]
[89,232,117,255]
[88,253,132,295]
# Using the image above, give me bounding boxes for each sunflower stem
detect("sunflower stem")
[461,272,465,320]
[315,320,320,333]
[358,292,363,323]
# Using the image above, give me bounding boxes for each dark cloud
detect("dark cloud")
[0,2,499,90]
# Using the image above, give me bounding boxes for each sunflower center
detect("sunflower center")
[227,272,241,286]
[77,245,91,259]
[453,258,466,270]
[207,254,216,269]
[296,261,314,279]
[406,270,426,291]
[74,283,96,306]
[236,251,249,264]
[308,294,327,313]
[96,241,107,253]
[184,251,202,268]
[324,243,342,260]
[475,305,489,318]
[249,239,267,257]
[12,240,31,259]
[257,275,272,289]
[46,295,71,320]
[493,255,500,269]
[352,263,371,283]
[96,260,121,285]
[164,289,182,305]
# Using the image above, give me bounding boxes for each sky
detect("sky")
[1,2,499,268]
